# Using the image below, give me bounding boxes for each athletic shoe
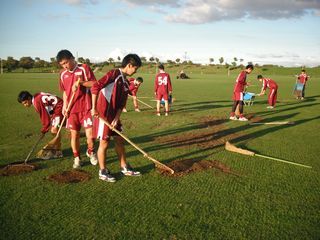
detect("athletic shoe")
[73,156,82,169]
[121,165,141,176]
[238,117,248,121]
[229,116,238,120]
[135,108,141,112]
[122,108,127,112]
[266,106,274,109]
[156,113,161,116]
[99,169,116,182]
[165,112,169,116]
[86,151,98,165]
[301,97,305,100]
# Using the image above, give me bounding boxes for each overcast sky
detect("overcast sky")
[0,0,319,66]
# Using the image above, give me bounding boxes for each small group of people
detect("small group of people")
[229,66,310,121]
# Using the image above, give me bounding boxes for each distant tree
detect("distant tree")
[50,57,59,68]
[155,57,159,63]
[167,59,174,65]
[140,57,147,63]
[19,57,34,71]
[117,56,121,62]
[187,60,193,65]
[149,57,155,63]
[175,58,180,64]
[240,58,244,63]
[231,62,237,67]
[108,58,114,64]
[233,57,238,62]
[85,58,91,65]
[219,57,224,64]
[209,58,214,64]
[6,56,19,71]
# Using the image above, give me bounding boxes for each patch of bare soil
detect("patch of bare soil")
[47,170,91,184]
[0,164,39,176]
[159,159,239,177]
[246,113,264,123]
[154,116,242,149]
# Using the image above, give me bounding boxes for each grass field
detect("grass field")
[0,69,319,240]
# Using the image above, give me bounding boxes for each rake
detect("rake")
[225,141,312,169]
[98,117,174,174]
[128,95,154,109]
[249,121,295,125]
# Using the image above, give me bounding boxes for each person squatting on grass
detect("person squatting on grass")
[229,64,254,121]
[257,75,278,109]
[296,69,310,99]
[91,54,142,182]
[17,91,64,158]
[154,64,173,116]
[56,49,98,169]
[122,76,144,112]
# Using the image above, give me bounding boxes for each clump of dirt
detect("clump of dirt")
[159,159,240,177]
[0,164,38,176]
[47,170,91,184]
[246,113,264,123]
[154,116,242,149]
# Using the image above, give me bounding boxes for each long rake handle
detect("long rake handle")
[25,134,45,164]
[128,95,154,109]
[255,154,312,169]
[98,117,174,174]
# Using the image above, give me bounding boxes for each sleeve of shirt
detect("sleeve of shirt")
[34,99,51,133]
[237,71,246,84]
[59,72,65,92]
[262,79,267,91]
[167,74,172,92]
[154,75,158,92]
[91,70,116,95]
[83,64,97,82]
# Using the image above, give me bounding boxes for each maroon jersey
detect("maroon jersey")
[298,73,309,84]
[233,70,248,92]
[91,69,129,122]
[154,72,172,94]
[262,78,278,91]
[59,63,96,113]
[128,77,140,96]
[32,92,63,133]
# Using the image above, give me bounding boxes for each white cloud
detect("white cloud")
[63,0,99,6]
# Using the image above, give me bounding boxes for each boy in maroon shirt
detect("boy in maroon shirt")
[154,64,172,116]
[229,64,254,121]
[122,77,143,112]
[297,69,310,99]
[91,54,142,182]
[257,75,278,108]
[18,91,63,158]
[57,49,97,168]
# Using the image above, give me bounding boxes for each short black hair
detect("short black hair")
[18,91,32,103]
[56,49,74,62]
[158,64,164,70]
[257,74,263,79]
[121,54,142,68]
[246,64,254,70]
[301,69,306,73]
[136,77,143,83]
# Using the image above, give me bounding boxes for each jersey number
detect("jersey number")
[41,95,58,106]
[158,76,168,86]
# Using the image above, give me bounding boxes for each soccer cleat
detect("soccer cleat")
[73,156,82,169]
[301,97,305,100]
[156,112,161,116]
[229,116,238,120]
[135,108,141,112]
[121,165,141,176]
[99,169,116,182]
[122,108,127,112]
[266,106,274,109]
[238,117,248,121]
[86,150,98,165]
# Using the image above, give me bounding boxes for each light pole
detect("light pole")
[0,58,3,74]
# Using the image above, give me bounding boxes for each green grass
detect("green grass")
[0,71,320,240]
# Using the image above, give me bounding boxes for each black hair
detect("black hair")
[56,49,74,62]
[246,64,254,70]
[136,77,143,83]
[158,64,164,70]
[257,74,263,79]
[121,54,142,68]
[301,69,306,73]
[18,91,32,103]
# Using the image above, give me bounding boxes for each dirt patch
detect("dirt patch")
[154,116,242,149]
[159,159,239,177]
[246,114,264,123]
[0,164,39,176]
[47,169,91,184]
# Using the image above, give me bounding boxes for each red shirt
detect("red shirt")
[262,78,278,90]
[298,73,309,84]
[154,72,172,93]
[128,78,140,96]
[91,69,129,122]
[59,63,96,113]
[233,70,248,92]
[32,92,63,133]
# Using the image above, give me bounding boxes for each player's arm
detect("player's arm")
[91,93,98,118]
[110,108,122,128]
[35,100,51,134]
[168,74,173,94]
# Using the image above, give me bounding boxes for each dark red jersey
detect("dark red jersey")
[154,72,172,93]
[91,69,129,122]
[59,63,96,113]
[233,70,248,92]
[32,92,63,133]
[262,78,278,91]
[298,73,309,84]
[128,77,140,96]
